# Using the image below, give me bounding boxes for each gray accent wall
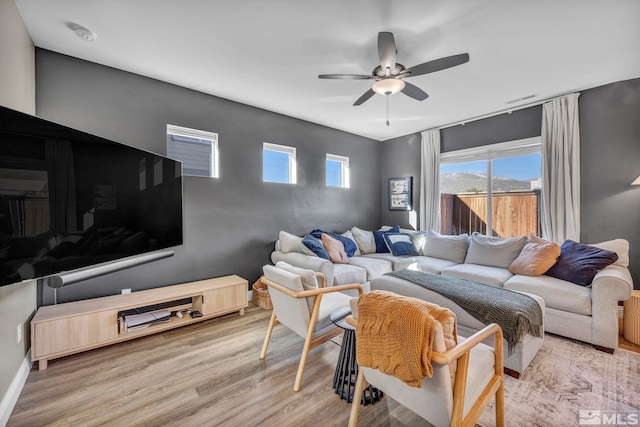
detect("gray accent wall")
[580,79,640,288]
[0,0,36,416]
[35,49,381,304]
[380,79,640,288]
[380,132,422,229]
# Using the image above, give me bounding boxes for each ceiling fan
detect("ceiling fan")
[319,32,470,107]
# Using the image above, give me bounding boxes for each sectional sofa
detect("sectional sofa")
[271,227,633,355]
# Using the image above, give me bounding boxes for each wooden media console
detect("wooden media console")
[31,275,248,370]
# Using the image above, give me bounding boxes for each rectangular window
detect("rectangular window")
[326,154,350,188]
[263,142,296,184]
[167,124,218,178]
[440,137,541,238]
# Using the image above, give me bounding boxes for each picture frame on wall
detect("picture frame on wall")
[388,177,412,211]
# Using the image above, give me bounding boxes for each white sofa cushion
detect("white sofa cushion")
[422,230,470,263]
[333,264,367,287]
[464,233,526,268]
[348,256,393,280]
[504,274,592,316]
[395,256,458,275]
[351,227,376,254]
[589,238,629,268]
[278,231,316,256]
[442,264,514,288]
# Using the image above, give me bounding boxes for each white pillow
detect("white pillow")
[278,231,315,256]
[275,261,318,313]
[464,232,526,268]
[589,239,629,267]
[341,230,361,256]
[351,227,376,254]
[422,230,470,263]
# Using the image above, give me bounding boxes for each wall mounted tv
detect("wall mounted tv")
[0,105,183,288]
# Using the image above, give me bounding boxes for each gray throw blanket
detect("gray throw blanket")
[387,270,543,354]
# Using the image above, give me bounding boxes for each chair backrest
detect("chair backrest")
[350,296,455,425]
[360,325,455,426]
[263,264,311,338]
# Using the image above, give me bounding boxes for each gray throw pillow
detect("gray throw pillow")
[464,232,526,268]
[422,230,470,264]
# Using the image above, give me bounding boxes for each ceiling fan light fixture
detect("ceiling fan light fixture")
[372,78,405,95]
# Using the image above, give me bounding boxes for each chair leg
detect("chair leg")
[495,380,505,427]
[293,333,313,392]
[348,369,366,427]
[260,310,277,360]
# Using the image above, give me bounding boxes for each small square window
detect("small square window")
[167,124,218,178]
[326,154,349,188]
[263,142,296,184]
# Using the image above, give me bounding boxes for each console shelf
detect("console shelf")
[31,275,248,370]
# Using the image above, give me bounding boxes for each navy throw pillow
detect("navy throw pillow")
[383,232,419,256]
[373,226,400,253]
[309,229,324,239]
[302,234,330,260]
[544,239,618,287]
[330,233,358,257]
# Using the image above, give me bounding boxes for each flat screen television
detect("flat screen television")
[0,105,183,288]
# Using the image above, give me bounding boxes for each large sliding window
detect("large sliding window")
[440,137,541,237]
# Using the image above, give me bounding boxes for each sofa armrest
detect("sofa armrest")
[592,265,633,301]
[270,251,335,287]
[590,265,633,349]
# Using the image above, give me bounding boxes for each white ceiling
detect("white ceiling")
[13,0,640,141]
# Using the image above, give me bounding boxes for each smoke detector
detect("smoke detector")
[68,23,97,42]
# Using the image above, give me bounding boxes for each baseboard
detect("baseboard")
[247,290,252,302]
[0,349,32,427]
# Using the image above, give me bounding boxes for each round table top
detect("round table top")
[330,306,354,331]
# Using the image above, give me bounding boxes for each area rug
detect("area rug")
[478,333,640,427]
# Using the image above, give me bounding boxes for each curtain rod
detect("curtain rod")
[436,91,577,131]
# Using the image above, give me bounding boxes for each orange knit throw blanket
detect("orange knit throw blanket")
[356,290,456,387]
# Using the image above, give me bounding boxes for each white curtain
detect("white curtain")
[420,129,441,231]
[541,93,580,242]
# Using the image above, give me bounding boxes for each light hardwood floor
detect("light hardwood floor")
[9,305,640,427]
[9,305,431,427]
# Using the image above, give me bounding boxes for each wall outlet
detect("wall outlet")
[121,288,131,294]
[17,323,22,344]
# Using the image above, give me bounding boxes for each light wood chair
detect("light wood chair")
[347,309,505,427]
[260,264,363,392]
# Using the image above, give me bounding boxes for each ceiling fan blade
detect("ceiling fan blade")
[378,32,397,75]
[401,82,429,101]
[353,89,376,106]
[318,74,374,80]
[404,53,470,77]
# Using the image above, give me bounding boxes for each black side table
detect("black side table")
[330,307,383,405]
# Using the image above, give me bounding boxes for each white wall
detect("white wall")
[0,0,36,424]
[0,0,35,114]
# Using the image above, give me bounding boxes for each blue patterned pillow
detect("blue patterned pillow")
[302,234,330,260]
[383,233,419,256]
[330,233,358,257]
[544,240,618,286]
[309,229,357,257]
[373,226,399,253]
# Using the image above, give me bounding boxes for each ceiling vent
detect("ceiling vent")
[506,94,536,104]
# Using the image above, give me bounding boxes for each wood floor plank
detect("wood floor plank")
[16,304,638,426]
[10,305,430,427]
